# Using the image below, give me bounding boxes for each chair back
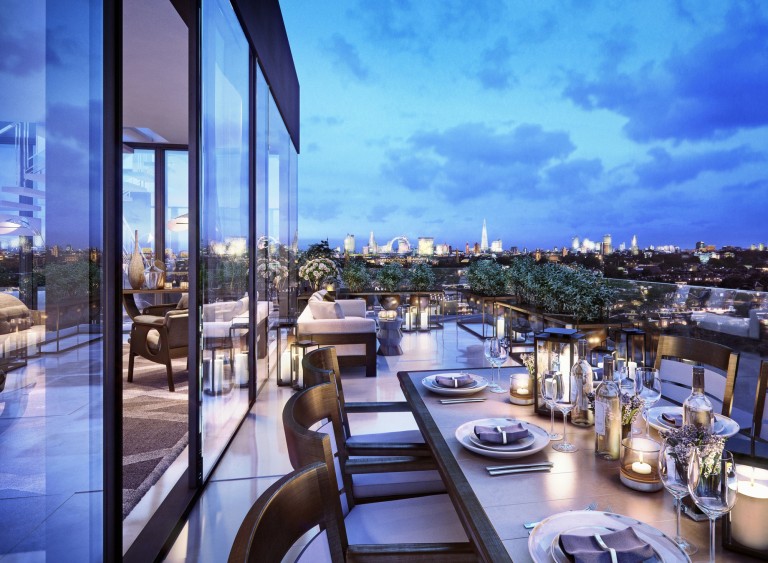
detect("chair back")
[652,335,739,416]
[754,361,768,445]
[283,382,356,513]
[228,462,346,563]
[302,347,352,438]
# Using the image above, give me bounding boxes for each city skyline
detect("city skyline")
[282,1,768,250]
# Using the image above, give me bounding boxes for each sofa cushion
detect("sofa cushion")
[308,301,345,320]
[309,290,327,302]
[176,293,189,310]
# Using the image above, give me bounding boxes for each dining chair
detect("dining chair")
[229,462,346,563]
[281,383,475,560]
[652,335,739,416]
[302,346,431,457]
[750,360,768,457]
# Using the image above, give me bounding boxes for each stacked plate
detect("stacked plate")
[644,406,739,437]
[455,417,550,459]
[421,373,488,396]
[528,510,690,562]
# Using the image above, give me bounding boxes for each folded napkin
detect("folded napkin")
[560,527,655,563]
[435,374,474,388]
[474,422,528,444]
[661,412,683,427]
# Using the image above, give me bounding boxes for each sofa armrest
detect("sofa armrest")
[298,317,376,334]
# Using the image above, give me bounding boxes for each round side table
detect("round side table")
[376,318,403,356]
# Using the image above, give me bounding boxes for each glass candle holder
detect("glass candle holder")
[620,436,663,492]
[726,465,768,554]
[509,371,534,405]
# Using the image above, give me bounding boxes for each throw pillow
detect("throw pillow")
[322,292,335,302]
[309,290,327,302]
[308,301,345,320]
[176,293,189,310]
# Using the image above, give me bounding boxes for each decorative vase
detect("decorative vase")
[379,294,401,311]
[128,230,145,289]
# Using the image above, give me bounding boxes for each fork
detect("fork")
[594,533,618,563]
[523,501,597,529]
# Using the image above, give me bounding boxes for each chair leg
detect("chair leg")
[166,361,175,392]
[127,351,135,382]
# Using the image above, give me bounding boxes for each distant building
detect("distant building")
[435,242,450,255]
[481,219,489,252]
[619,242,626,252]
[473,242,480,254]
[418,237,434,256]
[368,231,377,254]
[631,235,639,255]
[344,233,355,254]
[602,234,613,255]
[465,242,470,254]
[490,239,503,253]
[572,236,580,251]
[695,241,706,251]
[510,246,519,255]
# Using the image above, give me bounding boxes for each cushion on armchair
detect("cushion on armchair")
[308,301,345,320]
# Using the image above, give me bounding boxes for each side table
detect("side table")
[377,317,403,356]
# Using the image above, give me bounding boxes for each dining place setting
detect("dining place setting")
[406,332,754,563]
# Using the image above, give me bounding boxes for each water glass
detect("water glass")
[483,337,508,394]
[658,441,697,554]
[540,371,562,440]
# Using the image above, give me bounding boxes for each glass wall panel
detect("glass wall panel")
[0,0,104,560]
[201,0,251,476]
[165,150,189,286]
[123,149,156,261]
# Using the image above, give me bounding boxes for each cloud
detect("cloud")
[473,38,517,90]
[563,4,768,142]
[348,0,423,54]
[322,33,370,81]
[383,122,576,201]
[367,204,399,222]
[545,158,603,193]
[634,145,763,187]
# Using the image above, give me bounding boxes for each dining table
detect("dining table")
[398,366,754,563]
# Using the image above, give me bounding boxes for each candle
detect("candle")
[516,386,530,395]
[214,358,224,393]
[234,352,249,386]
[628,361,637,380]
[496,316,505,339]
[631,461,652,475]
[403,310,411,329]
[730,466,768,551]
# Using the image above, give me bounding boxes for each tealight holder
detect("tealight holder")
[724,464,768,557]
[509,370,534,405]
[619,437,663,492]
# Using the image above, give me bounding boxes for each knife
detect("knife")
[439,398,486,404]
[488,466,552,476]
[486,461,553,471]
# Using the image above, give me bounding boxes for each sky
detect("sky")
[281,0,768,252]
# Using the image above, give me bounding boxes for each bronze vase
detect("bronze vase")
[128,230,145,289]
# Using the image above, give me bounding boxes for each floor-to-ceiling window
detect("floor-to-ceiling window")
[200,0,251,477]
[0,0,106,560]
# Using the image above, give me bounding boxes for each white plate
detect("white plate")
[455,418,549,459]
[644,406,739,437]
[529,510,690,563]
[468,431,535,452]
[550,526,663,563]
[422,373,488,396]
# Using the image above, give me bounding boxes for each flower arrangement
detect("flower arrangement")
[299,258,338,291]
[621,394,645,426]
[256,259,288,288]
[520,353,536,378]
[661,424,726,477]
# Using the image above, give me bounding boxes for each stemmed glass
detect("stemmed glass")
[688,449,738,563]
[636,367,662,435]
[552,372,578,453]
[658,441,697,555]
[540,371,562,440]
[483,337,508,394]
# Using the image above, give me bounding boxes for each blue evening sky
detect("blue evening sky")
[281,0,768,252]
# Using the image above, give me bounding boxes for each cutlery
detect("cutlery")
[594,533,618,563]
[523,501,597,529]
[439,398,486,404]
[486,461,553,472]
[487,466,552,476]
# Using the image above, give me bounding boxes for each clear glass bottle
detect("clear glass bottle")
[594,355,621,460]
[571,339,594,427]
[682,367,714,431]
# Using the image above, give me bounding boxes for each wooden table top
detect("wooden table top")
[398,367,754,563]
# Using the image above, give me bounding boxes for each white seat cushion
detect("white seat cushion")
[352,469,445,498]
[297,494,467,562]
[347,429,425,447]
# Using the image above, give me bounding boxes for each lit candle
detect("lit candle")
[628,361,637,380]
[234,352,249,386]
[516,386,530,395]
[631,461,652,475]
[496,316,505,339]
[403,310,411,329]
[420,313,429,329]
[730,466,768,551]
[214,357,224,393]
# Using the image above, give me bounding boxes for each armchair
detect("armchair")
[127,308,188,392]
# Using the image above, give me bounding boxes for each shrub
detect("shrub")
[466,260,507,296]
[375,263,406,292]
[408,263,436,291]
[341,261,371,292]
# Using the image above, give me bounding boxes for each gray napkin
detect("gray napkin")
[435,374,474,388]
[661,412,683,427]
[560,527,655,563]
[474,422,528,444]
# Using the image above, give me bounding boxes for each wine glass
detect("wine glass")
[688,449,738,563]
[540,371,563,440]
[658,440,697,555]
[636,367,662,434]
[552,372,578,453]
[483,337,508,394]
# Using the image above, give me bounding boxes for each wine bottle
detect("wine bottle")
[571,339,594,427]
[682,367,714,431]
[594,355,621,460]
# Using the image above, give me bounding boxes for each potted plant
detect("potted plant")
[466,260,507,296]
[407,262,436,308]
[375,263,406,310]
[340,260,371,293]
[299,257,339,292]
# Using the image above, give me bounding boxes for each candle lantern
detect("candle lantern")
[290,340,320,390]
[509,369,534,405]
[589,345,613,369]
[724,464,768,557]
[533,328,583,415]
[616,327,647,367]
[403,294,430,332]
[619,436,662,492]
